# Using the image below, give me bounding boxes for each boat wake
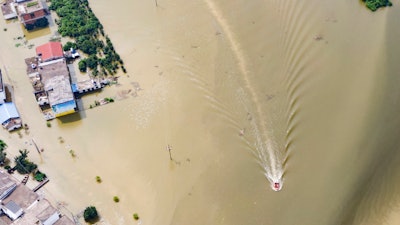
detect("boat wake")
[266,170,283,192]
[204,0,286,191]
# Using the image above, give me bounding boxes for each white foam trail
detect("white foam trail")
[204,0,283,190]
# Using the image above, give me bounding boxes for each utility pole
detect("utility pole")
[166,145,172,160]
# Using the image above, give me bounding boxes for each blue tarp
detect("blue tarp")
[0,103,20,124]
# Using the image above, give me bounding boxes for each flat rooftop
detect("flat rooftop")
[17,0,45,14]
[38,59,74,106]
[12,199,53,225]
[24,57,39,75]
[3,184,38,209]
[1,0,17,20]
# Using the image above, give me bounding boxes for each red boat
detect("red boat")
[274,182,280,191]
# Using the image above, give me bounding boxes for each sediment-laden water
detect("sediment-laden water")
[0,0,400,224]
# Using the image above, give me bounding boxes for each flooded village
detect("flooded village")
[24,41,109,120]
[0,0,114,224]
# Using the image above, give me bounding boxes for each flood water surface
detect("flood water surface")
[1,0,400,224]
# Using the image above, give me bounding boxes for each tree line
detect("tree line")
[49,0,127,75]
[0,140,45,181]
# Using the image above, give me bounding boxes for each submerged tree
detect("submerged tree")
[49,0,126,76]
[0,140,7,165]
[0,140,7,151]
[83,206,99,223]
[362,0,392,11]
[14,149,37,174]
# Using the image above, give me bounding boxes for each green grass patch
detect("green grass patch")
[27,1,38,7]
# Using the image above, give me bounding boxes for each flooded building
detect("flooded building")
[24,42,77,120]
[16,0,48,26]
[0,70,22,131]
[0,69,6,104]
[36,58,77,118]
[1,0,17,20]
[36,42,64,63]
[0,172,74,224]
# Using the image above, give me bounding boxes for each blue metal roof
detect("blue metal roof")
[0,103,20,124]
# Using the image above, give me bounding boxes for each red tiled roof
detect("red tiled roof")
[36,42,64,62]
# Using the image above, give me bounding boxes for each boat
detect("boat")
[272,179,283,191]
[266,174,283,191]
[273,182,281,191]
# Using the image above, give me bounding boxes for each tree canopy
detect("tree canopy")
[83,206,99,223]
[14,150,37,174]
[362,0,392,11]
[49,0,126,75]
[0,140,7,165]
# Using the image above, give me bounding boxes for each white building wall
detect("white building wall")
[42,212,60,225]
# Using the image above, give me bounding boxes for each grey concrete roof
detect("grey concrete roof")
[0,171,16,200]
[3,185,38,209]
[4,201,21,214]
[38,59,74,106]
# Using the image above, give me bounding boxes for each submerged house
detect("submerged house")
[16,0,48,27]
[0,70,22,131]
[37,58,77,118]
[1,0,17,20]
[0,103,22,131]
[25,43,78,120]
[28,42,78,119]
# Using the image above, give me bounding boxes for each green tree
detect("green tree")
[86,55,98,70]
[0,140,7,151]
[34,171,46,181]
[34,17,49,28]
[25,24,35,31]
[63,41,77,51]
[363,0,392,11]
[0,140,7,166]
[83,206,98,223]
[78,60,87,72]
[14,150,37,174]
[49,0,125,74]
